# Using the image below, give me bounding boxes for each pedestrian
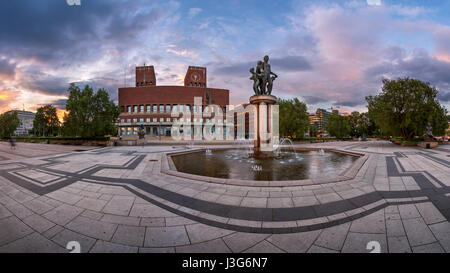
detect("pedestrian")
[9,136,16,150]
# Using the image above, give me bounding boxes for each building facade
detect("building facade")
[118,65,229,138]
[5,110,35,136]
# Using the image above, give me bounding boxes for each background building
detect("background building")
[118,65,229,138]
[5,110,35,136]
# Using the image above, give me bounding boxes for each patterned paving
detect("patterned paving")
[0,141,449,253]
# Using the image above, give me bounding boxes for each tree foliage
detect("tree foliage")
[32,105,60,136]
[326,113,351,138]
[309,124,319,137]
[278,98,309,138]
[366,78,448,140]
[0,111,21,138]
[348,111,376,137]
[62,84,120,137]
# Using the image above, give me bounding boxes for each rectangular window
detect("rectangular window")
[153,104,157,112]
[173,105,177,112]
[179,105,184,112]
[140,105,144,112]
[133,105,138,112]
[159,104,164,112]
[186,105,190,112]
[159,118,164,122]
[166,105,171,112]
[153,118,157,122]
[146,105,150,112]
[139,118,144,122]
[127,106,131,112]
[193,105,197,113]
[146,118,150,122]
[166,118,170,122]
[133,118,137,123]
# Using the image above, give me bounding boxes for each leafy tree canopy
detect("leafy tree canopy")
[32,105,60,136]
[326,113,351,138]
[278,98,309,138]
[366,78,448,140]
[62,83,120,137]
[0,111,21,138]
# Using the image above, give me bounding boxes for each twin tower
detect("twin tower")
[135,65,207,88]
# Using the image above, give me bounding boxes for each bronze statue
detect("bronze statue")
[425,122,434,141]
[250,55,278,95]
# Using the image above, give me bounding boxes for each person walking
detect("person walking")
[9,136,17,150]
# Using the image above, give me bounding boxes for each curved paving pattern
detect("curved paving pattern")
[0,141,449,253]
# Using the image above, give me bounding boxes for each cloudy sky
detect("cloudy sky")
[1,0,449,117]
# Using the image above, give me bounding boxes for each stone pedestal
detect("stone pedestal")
[418,141,438,149]
[249,95,277,158]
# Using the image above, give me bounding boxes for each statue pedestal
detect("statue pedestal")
[418,141,438,149]
[249,95,277,158]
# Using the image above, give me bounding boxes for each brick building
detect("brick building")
[118,65,229,138]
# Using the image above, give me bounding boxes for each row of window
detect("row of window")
[189,82,204,87]
[123,104,226,113]
[120,118,222,123]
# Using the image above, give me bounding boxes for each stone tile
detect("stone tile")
[75,197,107,212]
[215,195,243,206]
[176,238,231,253]
[292,196,319,207]
[0,216,33,246]
[139,247,175,253]
[386,219,406,237]
[429,221,450,252]
[80,210,104,220]
[4,201,34,219]
[267,197,294,208]
[144,226,190,247]
[0,232,66,253]
[42,225,64,239]
[240,197,267,208]
[412,242,445,253]
[51,229,96,253]
[101,214,140,226]
[165,216,196,227]
[266,230,321,253]
[398,204,421,219]
[402,218,437,247]
[222,232,269,253]
[314,222,351,251]
[186,223,234,244]
[341,232,387,253]
[349,210,385,234]
[46,190,83,205]
[22,199,54,215]
[23,214,55,233]
[307,245,339,253]
[315,193,342,204]
[111,225,145,247]
[129,203,176,218]
[102,195,135,216]
[243,240,285,253]
[0,204,12,219]
[90,240,138,253]
[387,236,411,253]
[414,202,447,225]
[66,216,117,241]
[42,204,84,226]
[139,217,165,227]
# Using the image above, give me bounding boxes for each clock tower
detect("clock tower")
[184,66,206,87]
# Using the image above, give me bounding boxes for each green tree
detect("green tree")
[309,124,319,137]
[326,113,351,138]
[366,78,448,140]
[63,84,120,137]
[278,98,309,138]
[0,111,21,138]
[32,105,60,136]
[349,111,372,137]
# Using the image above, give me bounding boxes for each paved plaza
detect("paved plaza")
[0,141,449,253]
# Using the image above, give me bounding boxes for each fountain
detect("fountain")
[169,55,360,181]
